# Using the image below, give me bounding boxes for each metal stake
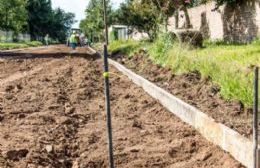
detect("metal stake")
[103,44,114,168]
[253,66,259,168]
[103,0,109,45]
[102,0,114,167]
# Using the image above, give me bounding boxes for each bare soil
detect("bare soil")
[112,51,254,138]
[0,46,243,167]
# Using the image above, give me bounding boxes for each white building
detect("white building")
[109,25,129,41]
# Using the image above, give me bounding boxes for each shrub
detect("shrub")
[148,33,175,65]
[108,39,146,56]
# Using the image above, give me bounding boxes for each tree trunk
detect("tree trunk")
[165,15,168,32]
[174,10,179,29]
[5,8,8,42]
[182,4,192,29]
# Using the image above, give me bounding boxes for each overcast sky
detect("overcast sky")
[52,0,125,28]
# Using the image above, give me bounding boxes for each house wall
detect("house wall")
[168,1,260,43]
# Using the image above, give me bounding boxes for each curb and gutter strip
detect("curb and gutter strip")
[108,58,254,168]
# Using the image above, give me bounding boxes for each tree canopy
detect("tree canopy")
[0,0,27,33]
[26,0,75,41]
[213,0,237,8]
[0,0,75,42]
[80,0,118,42]
[80,0,240,42]
[118,0,161,40]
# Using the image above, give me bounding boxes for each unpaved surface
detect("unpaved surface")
[0,45,93,80]
[112,52,254,138]
[0,46,243,167]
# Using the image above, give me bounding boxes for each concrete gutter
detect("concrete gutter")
[108,58,254,168]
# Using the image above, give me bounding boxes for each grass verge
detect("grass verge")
[108,39,148,56]
[0,41,42,50]
[108,36,260,107]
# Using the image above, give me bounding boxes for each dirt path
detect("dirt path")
[0,46,243,167]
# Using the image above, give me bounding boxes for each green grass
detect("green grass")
[108,39,148,56]
[109,37,260,107]
[161,40,260,106]
[0,41,42,50]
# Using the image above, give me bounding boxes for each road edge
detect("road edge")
[108,58,253,168]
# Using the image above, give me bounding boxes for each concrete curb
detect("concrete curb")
[109,58,253,168]
[87,46,98,55]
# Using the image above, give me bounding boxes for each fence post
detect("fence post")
[253,66,259,168]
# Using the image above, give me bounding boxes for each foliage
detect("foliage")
[80,0,115,42]
[108,39,147,56]
[162,41,259,106]
[26,0,75,42]
[213,0,237,8]
[0,0,27,33]
[48,8,75,42]
[109,37,260,107]
[150,0,203,29]
[117,0,200,36]
[26,0,52,40]
[117,0,161,41]
[149,0,175,31]
[25,41,42,46]
[148,33,175,64]
[0,0,75,42]
[0,41,42,50]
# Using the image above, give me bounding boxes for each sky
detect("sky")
[52,0,125,28]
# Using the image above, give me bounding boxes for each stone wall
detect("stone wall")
[168,0,260,43]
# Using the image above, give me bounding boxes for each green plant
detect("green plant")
[148,33,175,66]
[108,39,146,56]
[0,41,42,50]
[26,41,42,46]
[108,37,260,107]
[151,40,259,106]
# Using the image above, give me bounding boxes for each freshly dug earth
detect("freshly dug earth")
[0,46,243,167]
[112,52,253,138]
[0,45,90,80]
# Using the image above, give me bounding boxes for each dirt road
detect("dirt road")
[0,46,243,167]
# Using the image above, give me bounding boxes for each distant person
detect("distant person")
[69,31,77,50]
[44,34,49,46]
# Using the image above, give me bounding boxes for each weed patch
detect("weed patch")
[0,41,42,50]
[108,37,260,106]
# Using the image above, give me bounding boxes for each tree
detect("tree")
[168,0,193,29]
[48,8,75,42]
[213,0,237,9]
[150,0,177,31]
[151,0,209,29]
[80,0,115,42]
[118,0,195,39]
[116,0,161,40]
[0,0,27,33]
[80,0,105,42]
[26,0,53,40]
[26,0,75,42]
